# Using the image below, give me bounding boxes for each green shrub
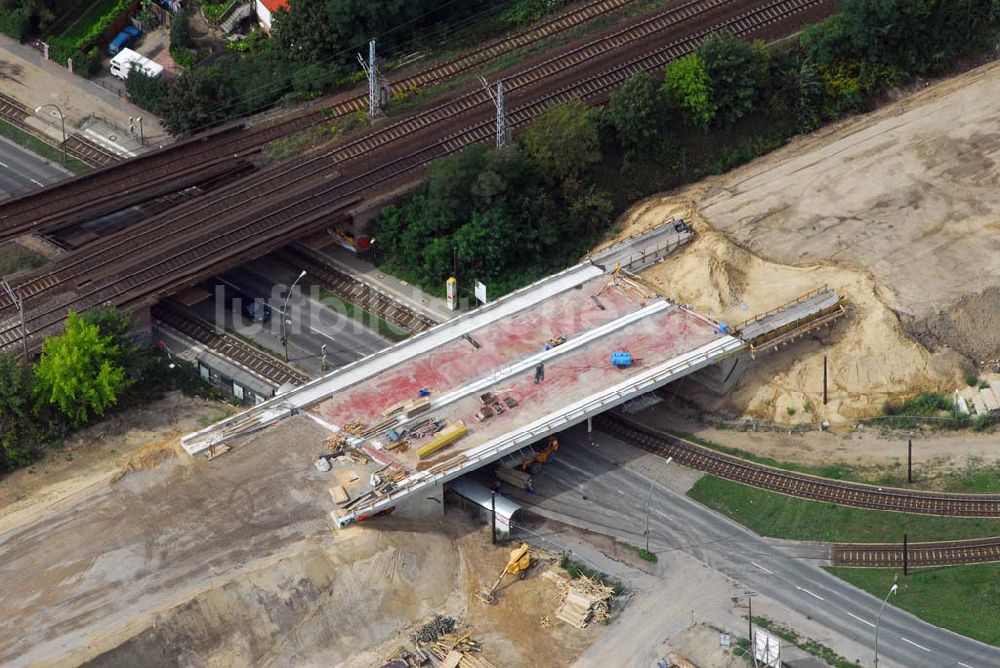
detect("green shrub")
[965,374,979,387]
[0,6,29,40]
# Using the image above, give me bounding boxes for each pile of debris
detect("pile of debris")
[411,615,456,645]
[554,575,615,628]
[402,617,496,668]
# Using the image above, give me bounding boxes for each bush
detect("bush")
[697,31,767,127]
[71,46,102,77]
[0,6,29,40]
[170,8,192,50]
[663,53,715,130]
[127,68,168,113]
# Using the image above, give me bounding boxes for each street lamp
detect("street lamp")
[281,269,307,361]
[35,104,66,164]
[873,582,898,668]
[644,456,672,552]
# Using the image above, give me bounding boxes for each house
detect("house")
[256,0,289,32]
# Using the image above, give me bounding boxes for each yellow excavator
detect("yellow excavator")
[516,435,559,475]
[477,543,533,604]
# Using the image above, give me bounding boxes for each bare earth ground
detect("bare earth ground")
[0,411,598,667]
[608,59,1000,425]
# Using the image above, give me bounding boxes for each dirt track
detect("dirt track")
[615,59,1000,422]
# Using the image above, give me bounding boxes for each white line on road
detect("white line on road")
[958,661,977,668]
[0,160,8,168]
[30,178,44,186]
[900,637,932,653]
[795,585,824,601]
[750,561,774,575]
[847,612,875,628]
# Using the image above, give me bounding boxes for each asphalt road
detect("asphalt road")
[523,426,1000,668]
[191,264,389,377]
[0,135,71,201]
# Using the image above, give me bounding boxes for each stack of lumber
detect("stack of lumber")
[326,433,348,453]
[494,466,532,491]
[343,420,367,436]
[554,575,614,628]
[427,634,496,668]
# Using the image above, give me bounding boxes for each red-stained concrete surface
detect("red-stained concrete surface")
[309,275,720,472]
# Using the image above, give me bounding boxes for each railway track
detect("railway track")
[0,0,753,312]
[832,536,1000,568]
[63,135,121,169]
[152,300,309,386]
[0,0,643,239]
[275,245,437,335]
[0,0,835,352]
[0,92,119,170]
[595,412,1000,517]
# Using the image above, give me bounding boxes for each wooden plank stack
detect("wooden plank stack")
[427,634,496,668]
[554,575,614,628]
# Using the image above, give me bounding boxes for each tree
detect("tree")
[697,31,767,127]
[127,69,168,115]
[170,8,192,51]
[662,53,715,130]
[0,353,35,470]
[521,100,602,186]
[33,311,129,426]
[608,72,669,160]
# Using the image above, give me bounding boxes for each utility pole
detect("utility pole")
[491,490,497,545]
[2,280,28,364]
[357,39,381,118]
[907,439,913,483]
[903,533,908,576]
[480,76,509,149]
[745,590,758,664]
[822,354,828,405]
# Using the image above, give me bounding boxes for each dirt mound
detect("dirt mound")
[618,196,965,422]
[905,286,1000,367]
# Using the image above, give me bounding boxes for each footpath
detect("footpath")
[0,34,169,153]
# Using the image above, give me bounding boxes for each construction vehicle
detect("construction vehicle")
[516,435,559,475]
[477,543,533,603]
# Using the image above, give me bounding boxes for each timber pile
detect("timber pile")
[427,634,496,668]
[554,575,614,628]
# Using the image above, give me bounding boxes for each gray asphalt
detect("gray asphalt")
[191,264,390,377]
[523,426,1000,668]
[0,135,71,201]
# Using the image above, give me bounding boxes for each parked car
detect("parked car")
[230,291,272,323]
[108,25,141,56]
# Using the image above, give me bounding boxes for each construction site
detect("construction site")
[1,0,1000,663]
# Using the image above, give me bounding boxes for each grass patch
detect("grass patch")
[316,287,410,342]
[827,564,1000,648]
[752,616,861,667]
[0,241,46,275]
[0,120,91,174]
[671,430,1000,493]
[617,540,658,563]
[687,475,1000,543]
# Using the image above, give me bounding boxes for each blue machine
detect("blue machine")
[610,351,633,369]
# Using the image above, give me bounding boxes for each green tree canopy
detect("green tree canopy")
[33,311,129,426]
[169,7,192,50]
[697,31,767,127]
[608,71,669,160]
[0,353,29,446]
[662,53,715,130]
[521,99,602,186]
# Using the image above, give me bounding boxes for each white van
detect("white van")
[110,48,164,81]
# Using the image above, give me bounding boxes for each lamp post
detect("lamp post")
[874,582,898,668]
[281,270,307,361]
[643,456,672,553]
[35,103,66,164]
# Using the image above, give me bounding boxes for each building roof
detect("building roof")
[260,0,288,13]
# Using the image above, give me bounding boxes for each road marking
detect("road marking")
[750,561,774,575]
[795,585,824,601]
[958,661,977,668]
[847,612,875,628]
[30,178,44,186]
[0,160,8,168]
[899,637,931,653]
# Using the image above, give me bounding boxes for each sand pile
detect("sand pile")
[905,286,1000,368]
[617,195,965,423]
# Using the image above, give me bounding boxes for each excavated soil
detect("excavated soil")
[606,59,1000,422]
